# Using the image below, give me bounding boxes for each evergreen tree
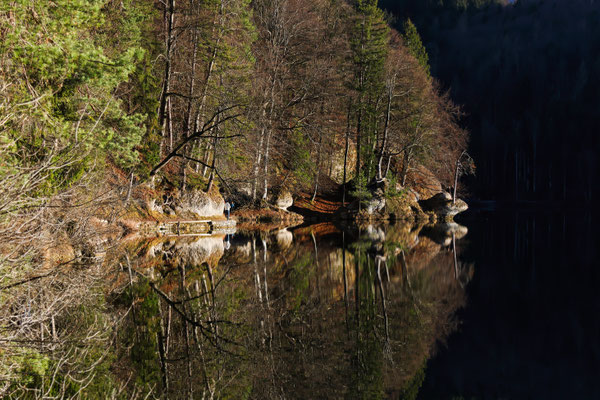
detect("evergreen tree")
[402,19,430,77]
[0,0,148,195]
[350,0,389,179]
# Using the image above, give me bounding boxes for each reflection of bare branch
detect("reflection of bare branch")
[147,281,242,353]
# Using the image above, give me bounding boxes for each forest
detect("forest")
[0,0,471,396]
[0,0,468,214]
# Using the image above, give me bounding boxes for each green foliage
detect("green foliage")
[287,126,314,188]
[10,349,51,388]
[0,0,150,197]
[402,19,430,77]
[399,363,426,400]
[383,174,403,198]
[126,280,161,388]
[350,0,389,181]
[350,171,373,204]
[286,253,315,312]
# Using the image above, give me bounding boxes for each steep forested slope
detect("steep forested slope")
[381,0,600,202]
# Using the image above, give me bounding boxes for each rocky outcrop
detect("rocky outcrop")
[405,164,443,200]
[273,190,293,210]
[173,188,224,217]
[418,192,468,220]
[339,183,430,222]
[386,192,428,222]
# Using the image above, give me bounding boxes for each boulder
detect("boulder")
[146,198,163,214]
[173,188,224,217]
[419,192,468,219]
[274,190,293,210]
[405,164,443,200]
[385,191,428,221]
[365,195,386,214]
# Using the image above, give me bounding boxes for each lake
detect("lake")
[419,206,600,399]
[23,207,598,398]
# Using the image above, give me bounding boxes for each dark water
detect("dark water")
[105,207,599,398]
[419,207,600,400]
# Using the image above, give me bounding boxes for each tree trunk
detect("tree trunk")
[181,21,200,190]
[453,158,460,204]
[206,115,219,192]
[167,97,174,152]
[377,86,392,181]
[312,132,323,202]
[262,129,272,200]
[384,154,392,179]
[262,80,277,201]
[400,149,412,187]
[158,0,176,155]
[356,103,362,178]
[252,127,265,201]
[193,3,223,173]
[342,104,351,206]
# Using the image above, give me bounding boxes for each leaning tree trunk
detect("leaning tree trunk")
[206,116,219,192]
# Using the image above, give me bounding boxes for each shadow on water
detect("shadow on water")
[106,220,473,399]
[418,207,600,400]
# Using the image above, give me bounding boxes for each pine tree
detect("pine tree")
[0,0,148,195]
[402,19,430,77]
[350,0,389,180]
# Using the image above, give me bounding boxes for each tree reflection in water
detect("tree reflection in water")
[106,221,473,399]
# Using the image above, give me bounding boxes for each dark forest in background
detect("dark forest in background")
[380,0,600,203]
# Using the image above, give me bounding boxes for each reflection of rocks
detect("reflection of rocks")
[422,222,468,246]
[366,225,386,242]
[439,222,468,239]
[148,236,225,267]
[419,192,468,220]
[274,229,293,250]
[235,241,252,258]
[175,236,224,267]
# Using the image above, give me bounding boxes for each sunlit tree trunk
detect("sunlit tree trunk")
[158,0,176,155]
[377,83,393,181]
[342,104,351,206]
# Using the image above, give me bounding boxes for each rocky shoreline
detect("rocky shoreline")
[110,168,469,239]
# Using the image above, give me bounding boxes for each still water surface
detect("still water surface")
[108,220,470,398]
[419,207,600,399]
[108,208,599,399]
